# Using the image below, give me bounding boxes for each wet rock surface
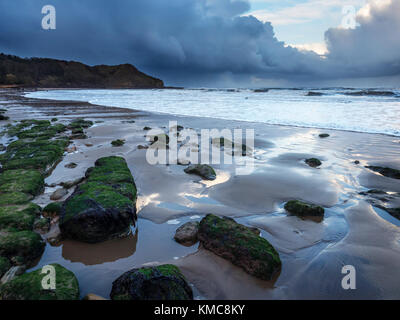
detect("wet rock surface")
[110,264,193,300]
[198,214,281,280]
[60,156,137,243]
[174,221,199,246]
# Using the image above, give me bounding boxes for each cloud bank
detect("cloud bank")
[0,0,398,86]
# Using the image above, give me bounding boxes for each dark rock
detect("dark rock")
[174,221,199,246]
[253,88,269,93]
[284,200,325,218]
[319,133,330,138]
[184,164,216,180]
[198,214,281,280]
[0,264,80,300]
[110,264,193,300]
[344,90,395,96]
[354,160,360,165]
[143,127,152,131]
[365,166,400,180]
[305,158,322,168]
[60,156,137,243]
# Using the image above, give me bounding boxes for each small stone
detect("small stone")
[111,139,125,147]
[184,164,216,180]
[354,160,360,165]
[65,162,77,169]
[174,221,199,246]
[319,133,330,138]
[305,158,322,168]
[284,200,325,219]
[50,188,68,200]
[137,145,148,150]
[61,177,84,189]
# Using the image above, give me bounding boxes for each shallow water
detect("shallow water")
[26,88,400,137]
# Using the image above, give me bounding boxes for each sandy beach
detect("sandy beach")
[1,88,400,300]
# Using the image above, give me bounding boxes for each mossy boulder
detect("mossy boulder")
[0,230,45,266]
[198,214,281,280]
[184,164,216,180]
[0,256,11,278]
[0,203,41,231]
[0,169,44,196]
[0,264,80,300]
[42,202,62,218]
[110,264,193,300]
[366,166,400,180]
[60,156,137,243]
[305,158,322,168]
[284,200,325,218]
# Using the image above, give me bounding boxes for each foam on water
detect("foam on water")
[25,88,400,136]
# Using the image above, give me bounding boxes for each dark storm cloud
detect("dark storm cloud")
[0,0,399,86]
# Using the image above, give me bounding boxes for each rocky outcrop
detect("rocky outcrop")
[284,200,325,218]
[0,53,164,89]
[184,164,216,180]
[110,264,193,300]
[0,264,80,300]
[174,221,199,246]
[198,214,281,280]
[60,156,137,243]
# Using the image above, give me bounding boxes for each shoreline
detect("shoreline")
[1,88,400,299]
[23,88,400,138]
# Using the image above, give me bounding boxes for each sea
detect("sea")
[25,87,400,137]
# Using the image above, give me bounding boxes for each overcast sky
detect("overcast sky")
[0,0,399,87]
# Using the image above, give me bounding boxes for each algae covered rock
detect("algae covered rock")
[111,139,125,147]
[0,139,69,174]
[0,230,45,266]
[319,133,330,138]
[198,214,281,280]
[60,156,137,243]
[184,164,216,180]
[0,169,44,196]
[0,203,41,231]
[0,264,80,300]
[284,200,325,218]
[365,166,400,180]
[174,221,199,246]
[110,264,193,300]
[42,202,62,218]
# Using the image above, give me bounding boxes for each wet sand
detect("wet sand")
[1,88,400,299]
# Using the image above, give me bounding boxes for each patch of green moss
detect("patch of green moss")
[0,230,45,265]
[0,139,68,173]
[0,203,41,231]
[67,118,93,130]
[0,263,80,300]
[0,192,33,205]
[42,202,62,217]
[0,169,44,196]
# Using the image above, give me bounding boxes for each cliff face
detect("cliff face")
[0,54,164,89]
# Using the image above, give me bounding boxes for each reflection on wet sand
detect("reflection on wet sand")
[62,230,138,265]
